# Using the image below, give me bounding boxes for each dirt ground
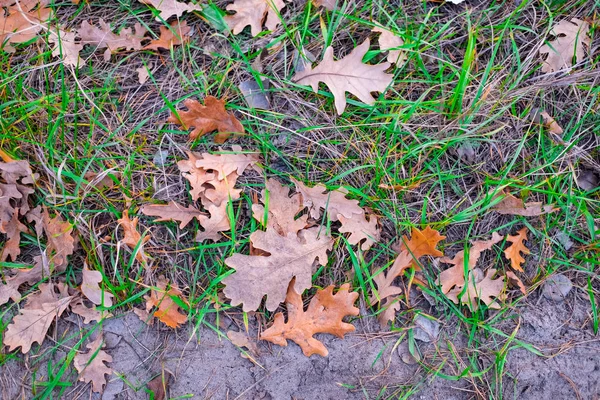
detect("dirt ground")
[1,276,597,400]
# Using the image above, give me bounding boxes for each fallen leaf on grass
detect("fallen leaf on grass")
[0,256,48,306]
[138,0,201,21]
[196,203,230,242]
[48,29,83,68]
[225,0,286,37]
[78,19,147,61]
[0,2,52,53]
[291,178,363,221]
[396,225,446,268]
[118,210,149,263]
[261,280,359,357]
[492,192,556,216]
[74,335,113,393]
[293,39,393,115]
[539,111,564,135]
[177,151,216,201]
[145,276,188,328]
[252,178,307,236]
[338,213,380,251]
[141,200,203,229]
[312,0,336,10]
[446,268,505,311]
[167,96,244,143]
[3,283,72,353]
[223,227,333,312]
[201,173,242,207]
[504,227,530,272]
[0,208,27,262]
[227,330,259,359]
[195,145,259,180]
[81,265,114,307]
[373,26,406,65]
[539,18,591,73]
[136,66,149,84]
[145,20,191,50]
[70,297,112,324]
[505,271,527,295]
[42,207,75,271]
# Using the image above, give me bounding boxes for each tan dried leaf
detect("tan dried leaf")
[167,96,244,143]
[338,213,380,251]
[141,201,203,229]
[225,0,286,37]
[293,39,393,115]
[78,19,147,61]
[291,178,363,221]
[0,3,52,53]
[42,208,75,271]
[446,268,505,311]
[136,66,149,84]
[48,29,83,68]
[195,145,259,181]
[540,111,564,135]
[1,208,27,262]
[70,297,112,324]
[312,0,336,10]
[3,283,72,353]
[145,276,188,328]
[223,227,333,312]
[492,192,556,216]
[74,335,113,393]
[505,271,527,295]
[373,26,406,65]
[539,18,591,73]
[118,210,149,263]
[138,0,201,21]
[227,330,259,359]
[177,151,216,201]
[201,173,242,207]
[0,256,48,306]
[81,265,114,307]
[196,203,230,242]
[145,20,191,50]
[252,178,307,236]
[504,227,530,272]
[261,281,359,357]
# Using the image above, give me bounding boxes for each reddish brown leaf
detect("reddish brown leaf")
[145,276,187,328]
[118,210,149,263]
[492,192,556,216]
[504,227,530,272]
[145,21,191,50]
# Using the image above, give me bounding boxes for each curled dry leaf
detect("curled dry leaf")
[81,265,114,307]
[225,0,286,37]
[145,276,188,328]
[291,178,363,221]
[1,208,27,262]
[118,210,149,263]
[223,227,333,312]
[492,191,556,216]
[78,19,147,61]
[338,213,380,251]
[504,227,530,272]
[261,280,359,357]
[3,283,72,353]
[446,268,505,311]
[74,335,113,393]
[141,200,204,229]
[438,232,503,294]
[145,20,191,50]
[540,111,564,135]
[167,96,244,143]
[42,207,75,271]
[373,26,406,65]
[138,0,201,21]
[0,1,52,53]
[539,18,591,73]
[252,178,307,236]
[293,39,393,115]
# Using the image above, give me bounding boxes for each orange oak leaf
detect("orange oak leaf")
[225,0,286,37]
[78,19,147,61]
[145,20,191,50]
[293,39,393,115]
[138,0,201,21]
[81,265,114,307]
[446,268,505,311]
[3,283,72,353]
[492,191,556,216]
[223,227,333,312]
[167,96,244,143]
[145,276,187,328]
[504,227,530,272]
[141,201,204,229]
[74,334,113,393]
[438,232,503,294]
[252,178,307,236]
[118,210,149,263]
[261,280,359,357]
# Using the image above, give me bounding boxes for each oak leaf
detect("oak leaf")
[438,232,503,294]
[81,265,114,307]
[141,200,203,229]
[492,191,556,216]
[48,29,83,68]
[0,2,52,53]
[1,208,27,262]
[0,256,48,306]
[539,18,591,73]
[74,335,113,393]
[0,160,37,227]
[312,0,336,10]
[252,178,307,236]
[201,173,241,208]
[195,145,259,180]
[505,271,527,295]
[540,111,563,135]
[223,227,333,312]
[225,0,286,37]
[373,26,406,65]
[177,151,216,201]
[227,330,259,359]
[71,297,112,324]
[42,207,75,271]
[293,39,393,115]
[291,178,363,221]
[261,280,359,357]
[138,0,201,21]
[145,20,191,50]
[78,19,147,61]
[196,203,230,242]
[118,210,149,263]
[397,225,445,261]
[504,227,530,272]
[338,213,380,251]
[167,96,244,143]
[145,276,188,328]
[3,283,72,353]
[446,268,505,311]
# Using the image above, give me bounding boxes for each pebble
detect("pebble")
[542,274,573,301]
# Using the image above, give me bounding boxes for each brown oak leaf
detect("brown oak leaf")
[223,227,333,312]
[1,208,27,262]
[138,0,201,21]
[291,178,363,221]
[70,297,112,324]
[0,2,52,53]
[312,0,336,10]
[145,276,188,328]
[0,255,48,306]
[177,151,216,201]
[338,213,380,251]
[42,207,75,271]
[293,39,393,115]
[78,19,147,61]
[446,268,505,311]
[539,18,591,73]
[225,0,286,37]
[167,96,244,143]
[492,191,556,216]
[201,172,242,207]
[373,26,406,65]
[3,283,72,353]
[504,227,530,272]
[141,201,204,229]
[81,265,114,307]
[145,20,191,50]
[196,203,230,242]
[251,178,307,236]
[261,280,359,357]
[118,210,149,263]
[74,335,113,393]
[195,145,259,181]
